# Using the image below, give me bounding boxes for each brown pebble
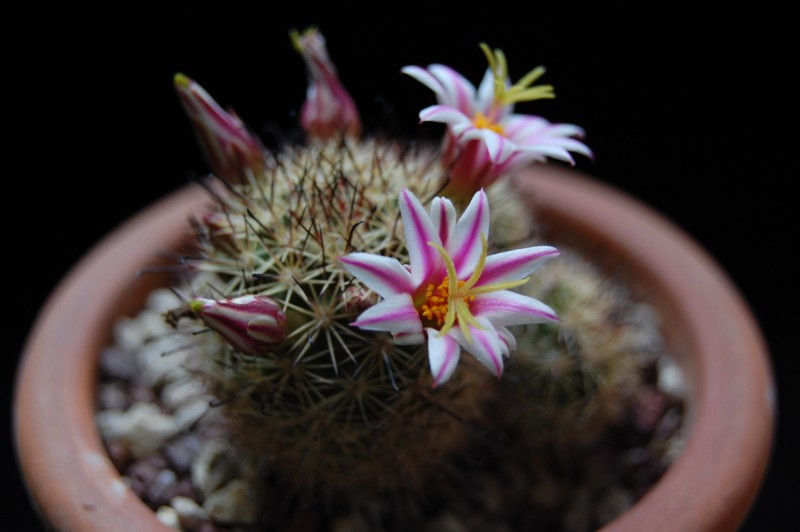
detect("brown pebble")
[99,345,138,380]
[164,433,202,474]
[126,454,168,501]
[632,387,666,432]
[129,379,159,404]
[145,469,178,507]
[173,477,198,501]
[98,382,130,411]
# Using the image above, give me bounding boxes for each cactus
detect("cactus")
[171,132,499,497]
[105,29,676,528]
[502,250,665,447]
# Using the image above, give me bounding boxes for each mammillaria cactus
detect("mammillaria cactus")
[98,27,673,529]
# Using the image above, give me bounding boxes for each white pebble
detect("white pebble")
[171,496,208,529]
[191,440,237,497]
[155,505,181,529]
[98,402,180,458]
[138,337,191,387]
[175,398,210,432]
[204,479,261,525]
[147,288,182,312]
[161,378,205,411]
[657,355,686,398]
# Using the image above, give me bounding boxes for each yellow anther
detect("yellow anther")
[472,112,506,135]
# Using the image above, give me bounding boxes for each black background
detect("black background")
[5,5,793,530]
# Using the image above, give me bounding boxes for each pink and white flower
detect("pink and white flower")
[340,189,559,386]
[292,27,361,140]
[403,44,592,196]
[174,73,266,183]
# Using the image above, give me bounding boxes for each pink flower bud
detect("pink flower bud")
[174,73,266,183]
[291,28,361,140]
[191,295,288,356]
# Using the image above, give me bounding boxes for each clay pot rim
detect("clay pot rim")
[14,165,775,531]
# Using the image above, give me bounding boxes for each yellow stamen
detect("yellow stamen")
[472,112,505,135]
[421,235,529,343]
[479,42,556,107]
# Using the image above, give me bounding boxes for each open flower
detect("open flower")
[174,73,266,183]
[403,44,592,196]
[340,189,559,386]
[291,27,361,140]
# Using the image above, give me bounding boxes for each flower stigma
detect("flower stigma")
[480,43,555,109]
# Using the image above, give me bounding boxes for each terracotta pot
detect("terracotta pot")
[14,166,774,531]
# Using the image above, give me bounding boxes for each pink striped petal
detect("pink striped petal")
[449,188,490,275]
[472,290,559,326]
[478,246,559,286]
[339,253,414,298]
[475,68,495,112]
[399,189,441,286]
[351,293,423,338]
[480,129,517,164]
[419,105,472,128]
[428,64,477,115]
[503,115,549,139]
[496,326,516,354]
[401,65,447,100]
[426,328,461,387]
[449,316,505,379]
[430,196,457,248]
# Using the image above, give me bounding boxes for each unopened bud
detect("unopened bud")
[291,27,361,140]
[174,73,266,183]
[191,295,288,356]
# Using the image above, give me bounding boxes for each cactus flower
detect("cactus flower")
[191,295,288,356]
[403,44,591,197]
[291,28,361,140]
[340,189,559,386]
[174,73,266,183]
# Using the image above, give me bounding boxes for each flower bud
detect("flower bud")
[191,295,288,356]
[174,73,266,183]
[291,27,361,140]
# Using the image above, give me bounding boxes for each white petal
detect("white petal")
[503,114,549,139]
[419,105,472,128]
[478,246,559,286]
[449,189,490,275]
[430,196,457,248]
[402,65,448,102]
[351,293,423,338]
[449,316,505,379]
[496,326,517,354]
[426,328,461,386]
[481,129,518,164]
[340,253,415,298]
[472,290,559,327]
[429,64,478,115]
[399,189,441,286]
[476,68,495,112]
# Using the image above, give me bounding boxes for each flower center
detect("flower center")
[421,234,529,342]
[421,277,475,326]
[472,112,506,136]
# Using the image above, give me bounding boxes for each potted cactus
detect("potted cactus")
[14,28,773,531]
